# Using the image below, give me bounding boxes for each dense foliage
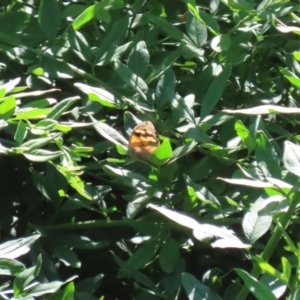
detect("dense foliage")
[1,0,300,299]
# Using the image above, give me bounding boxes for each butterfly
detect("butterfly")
[128,121,160,162]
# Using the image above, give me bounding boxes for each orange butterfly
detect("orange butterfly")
[128,121,160,162]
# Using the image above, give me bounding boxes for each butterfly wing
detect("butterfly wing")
[129,121,160,162]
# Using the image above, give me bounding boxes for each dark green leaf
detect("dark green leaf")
[159,238,179,273]
[186,12,207,47]
[255,131,281,178]
[201,67,231,120]
[182,272,222,300]
[38,0,61,40]
[128,41,149,78]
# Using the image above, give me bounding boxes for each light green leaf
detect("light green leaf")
[279,67,300,88]
[72,4,96,30]
[0,96,16,120]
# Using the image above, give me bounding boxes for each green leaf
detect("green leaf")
[103,165,151,188]
[127,242,158,269]
[234,120,255,154]
[227,0,255,12]
[94,16,129,65]
[94,7,111,23]
[42,57,74,79]
[146,46,183,83]
[72,4,96,30]
[31,163,68,209]
[275,20,300,36]
[75,83,123,109]
[159,238,179,273]
[235,268,277,300]
[168,141,198,164]
[186,12,207,47]
[155,69,176,109]
[1,78,20,94]
[283,141,300,178]
[100,42,132,66]
[187,3,219,35]
[145,13,192,43]
[255,131,281,179]
[113,254,157,290]
[55,234,108,249]
[148,204,248,248]
[76,274,103,294]
[185,175,220,207]
[293,51,300,62]
[279,67,300,88]
[0,235,40,259]
[23,281,65,297]
[21,134,60,151]
[211,34,231,52]
[151,139,173,166]
[0,96,16,120]
[54,246,81,268]
[0,258,25,276]
[61,282,75,300]
[183,127,213,144]
[114,60,148,101]
[38,0,61,40]
[14,255,42,296]
[23,150,62,162]
[219,177,292,190]
[199,10,220,35]
[91,115,128,146]
[128,41,149,78]
[223,105,300,115]
[253,256,284,282]
[15,108,51,120]
[47,96,80,120]
[281,257,291,283]
[22,98,57,108]
[14,121,27,144]
[243,211,272,244]
[290,286,300,300]
[200,67,231,120]
[172,94,195,123]
[0,31,21,46]
[68,28,92,63]
[60,170,92,201]
[182,272,222,300]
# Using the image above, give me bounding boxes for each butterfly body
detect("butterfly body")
[128,121,160,162]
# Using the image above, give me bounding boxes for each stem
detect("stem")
[236,192,300,300]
